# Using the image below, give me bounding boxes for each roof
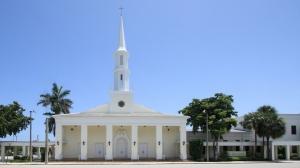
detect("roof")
[53,103,187,118]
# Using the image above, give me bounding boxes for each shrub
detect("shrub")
[13,156,27,160]
[189,140,203,161]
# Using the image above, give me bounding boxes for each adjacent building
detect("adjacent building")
[187,114,300,160]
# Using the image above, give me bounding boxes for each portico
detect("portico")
[54,121,187,160]
[271,141,300,160]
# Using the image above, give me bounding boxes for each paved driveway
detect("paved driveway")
[1,161,300,168]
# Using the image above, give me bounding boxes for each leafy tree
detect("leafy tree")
[0,102,31,138]
[179,93,238,160]
[37,83,73,136]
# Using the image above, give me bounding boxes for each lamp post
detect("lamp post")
[29,110,35,162]
[45,118,49,164]
[203,109,209,162]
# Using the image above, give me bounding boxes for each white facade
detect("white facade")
[53,15,188,161]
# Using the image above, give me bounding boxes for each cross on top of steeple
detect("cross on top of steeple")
[119,6,123,16]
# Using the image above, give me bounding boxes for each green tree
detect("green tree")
[179,93,238,160]
[256,105,285,160]
[0,101,31,138]
[37,83,73,136]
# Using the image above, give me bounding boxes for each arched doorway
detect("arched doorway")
[113,127,131,160]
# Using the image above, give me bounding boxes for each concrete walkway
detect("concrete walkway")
[0,161,300,168]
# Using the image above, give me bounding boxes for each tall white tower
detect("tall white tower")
[114,15,129,91]
[109,13,133,113]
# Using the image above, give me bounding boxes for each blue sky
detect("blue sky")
[1,0,300,141]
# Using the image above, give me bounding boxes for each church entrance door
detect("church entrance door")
[95,143,104,158]
[115,137,128,159]
[139,143,148,159]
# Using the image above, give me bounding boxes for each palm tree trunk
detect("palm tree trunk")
[216,141,219,160]
[262,136,265,159]
[266,136,270,160]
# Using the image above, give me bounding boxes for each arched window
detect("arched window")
[120,74,123,80]
[120,55,124,65]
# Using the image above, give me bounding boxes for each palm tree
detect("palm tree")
[37,83,73,136]
[240,112,261,159]
[257,105,285,160]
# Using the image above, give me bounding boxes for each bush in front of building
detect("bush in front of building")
[291,153,300,160]
[189,140,203,161]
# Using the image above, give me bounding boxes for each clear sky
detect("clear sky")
[1,0,300,141]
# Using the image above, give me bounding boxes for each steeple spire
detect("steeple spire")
[114,8,129,92]
[118,7,127,51]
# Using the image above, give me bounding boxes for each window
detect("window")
[292,146,297,153]
[120,55,124,65]
[118,101,125,108]
[256,146,261,153]
[236,146,240,151]
[223,146,228,151]
[120,74,123,80]
[291,125,297,135]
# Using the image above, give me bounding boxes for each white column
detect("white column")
[264,145,267,159]
[240,145,244,151]
[179,125,187,160]
[1,145,5,162]
[298,145,300,158]
[105,125,113,160]
[37,147,41,159]
[13,146,17,157]
[131,125,138,160]
[26,146,30,156]
[286,145,290,160]
[55,124,63,160]
[216,145,220,160]
[80,125,88,160]
[271,145,275,160]
[22,146,26,156]
[156,125,163,160]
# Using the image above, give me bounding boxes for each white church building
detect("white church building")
[1,13,300,163]
[53,15,188,161]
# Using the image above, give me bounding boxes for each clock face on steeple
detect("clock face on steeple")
[118,101,125,108]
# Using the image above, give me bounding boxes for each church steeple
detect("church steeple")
[109,9,134,113]
[114,12,130,91]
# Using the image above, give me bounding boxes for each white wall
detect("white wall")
[275,114,300,141]
[222,132,252,142]
[63,126,81,159]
